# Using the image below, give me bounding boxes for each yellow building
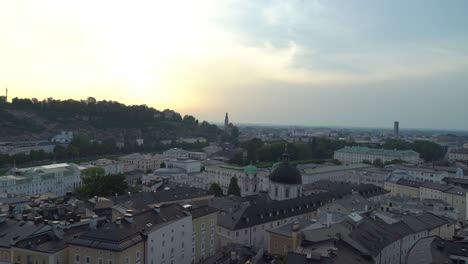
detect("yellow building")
[384,178,420,198]
[188,205,219,264]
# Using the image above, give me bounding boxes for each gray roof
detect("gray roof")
[70,204,188,251]
[420,182,452,192]
[110,187,211,212]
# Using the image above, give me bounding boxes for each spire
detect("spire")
[224,112,229,127]
[282,143,290,163]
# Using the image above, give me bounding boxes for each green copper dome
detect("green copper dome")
[243,164,257,174]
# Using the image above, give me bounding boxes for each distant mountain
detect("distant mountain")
[0,97,221,145]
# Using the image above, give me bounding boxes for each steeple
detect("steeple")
[282,143,290,163]
[5,87,7,102]
[224,112,229,127]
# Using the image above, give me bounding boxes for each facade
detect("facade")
[347,167,391,187]
[151,167,190,185]
[268,211,454,264]
[391,164,464,183]
[449,148,468,162]
[87,158,124,175]
[188,205,219,263]
[118,153,163,173]
[299,163,373,184]
[195,164,265,196]
[268,151,302,201]
[163,148,207,161]
[0,163,81,196]
[0,141,56,156]
[334,146,420,164]
[165,158,201,174]
[384,178,468,221]
[51,131,74,143]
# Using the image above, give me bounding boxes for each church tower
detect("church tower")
[224,112,229,128]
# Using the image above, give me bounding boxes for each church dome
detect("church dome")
[269,148,302,185]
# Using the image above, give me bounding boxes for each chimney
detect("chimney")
[326,212,332,228]
[154,205,161,214]
[124,213,133,224]
[22,214,28,221]
[292,221,302,249]
[90,215,98,229]
[292,221,300,232]
[116,217,121,225]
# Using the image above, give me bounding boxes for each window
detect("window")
[285,188,290,198]
[75,255,80,263]
[136,251,141,261]
[108,260,113,264]
[98,258,103,264]
[125,257,130,264]
[86,256,91,264]
[275,187,278,197]
[236,231,239,237]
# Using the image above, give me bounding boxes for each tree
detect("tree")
[77,168,128,198]
[362,159,372,165]
[412,140,446,161]
[227,177,241,196]
[208,183,224,197]
[372,158,384,168]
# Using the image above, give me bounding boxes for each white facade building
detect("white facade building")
[334,146,420,164]
[195,164,267,196]
[146,207,193,264]
[51,131,73,143]
[165,158,201,174]
[86,158,124,175]
[0,163,81,196]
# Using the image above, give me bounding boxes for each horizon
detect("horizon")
[1,1,468,130]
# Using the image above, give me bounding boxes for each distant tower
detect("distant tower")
[394,121,399,138]
[224,112,229,128]
[5,87,7,102]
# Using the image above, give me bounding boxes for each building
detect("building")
[186,204,219,263]
[85,158,124,175]
[70,204,193,264]
[391,164,464,183]
[347,167,391,187]
[298,163,373,184]
[118,153,164,173]
[0,163,81,196]
[11,216,106,264]
[110,187,213,217]
[51,131,74,143]
[0,141,56,156]
[406,236,468,264]
[165,158,201,174]
[394,121,399,138]
[268,211,455,264]
[202,145,222,156]
[268,149,303,201]
[212,183,387,251]
[334,146,420,164]
[449,148,468,162]
[163,148,208,161]
[176,137,207,144]
[149,167,191,185]
[194,164,266,196]
[384,178,468,221]
[163,148,189,159]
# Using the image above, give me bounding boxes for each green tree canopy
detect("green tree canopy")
[208,183,224,197]
[77,169,128,198]
[227,177,241,196]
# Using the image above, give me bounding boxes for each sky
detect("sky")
[1,0,468,130]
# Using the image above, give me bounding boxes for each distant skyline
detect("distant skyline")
[1,1,468,130]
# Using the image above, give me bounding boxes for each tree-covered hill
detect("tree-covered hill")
[0,97,221,144]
